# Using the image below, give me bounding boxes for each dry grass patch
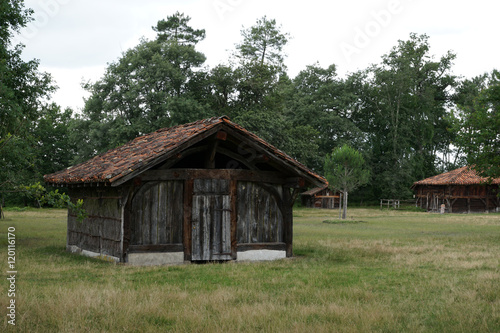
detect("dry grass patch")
[1,208,500,332]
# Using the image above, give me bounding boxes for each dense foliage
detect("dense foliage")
[0,0,56,192]
[1,2,498,206]
[454,70,500,180]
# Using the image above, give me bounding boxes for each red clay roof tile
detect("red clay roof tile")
[44,116,327,187]
[413,166,500,186]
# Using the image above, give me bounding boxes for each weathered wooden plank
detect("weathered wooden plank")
[230,180,238,259]
[172,180,183,243]
[101,219,121,242]
[237,182,248,243]
[263,194,270,242]
[158,182,167,244]
[101,239,121,257]
[133,190,142,245]
[142,188,151,245]
[250,183,258,243]
[212,195,221,257]
[236,182,284,244]
[202,195,211,260]
[191,179,232,261]
[222,195,231,259]
[191,195,202,260]
[150,184,159,245]
[183,179,194,260]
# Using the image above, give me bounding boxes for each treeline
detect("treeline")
[1,4,499,205]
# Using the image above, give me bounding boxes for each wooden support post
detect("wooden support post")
[283,187,293,258]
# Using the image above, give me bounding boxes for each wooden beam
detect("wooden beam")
[215,147,258,171]
[206,139,219,169]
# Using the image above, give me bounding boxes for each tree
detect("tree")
[229,17,319,168]
[285,63,365,171]
[324,145,370,219]
[455,70,500,179]
[232,16,289,112]
[0,0,55,190]
[235,16,289,69]
[31,104,75,177]
[349,33,456,199]
[76,12,211,161]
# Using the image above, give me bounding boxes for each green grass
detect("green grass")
[1,208,499,332]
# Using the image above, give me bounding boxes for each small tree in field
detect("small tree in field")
[324,145,370,219]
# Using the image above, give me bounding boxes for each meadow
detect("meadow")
[0,207,499,332]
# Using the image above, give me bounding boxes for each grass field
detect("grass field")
[1,207,499,332]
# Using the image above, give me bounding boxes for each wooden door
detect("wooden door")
[191,179,232,261]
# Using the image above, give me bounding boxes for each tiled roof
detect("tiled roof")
[301,185,329,196]
[44,116,327,187]
[413,166,500,186]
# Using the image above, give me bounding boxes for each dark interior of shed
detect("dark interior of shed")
[152,131,283,173]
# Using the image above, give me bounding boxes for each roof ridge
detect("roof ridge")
[154,116,229,133]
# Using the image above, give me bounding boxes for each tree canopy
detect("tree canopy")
[324,145,370,218]
[0,0,56,191]
[1,3,498,206]
[455,70,500,179]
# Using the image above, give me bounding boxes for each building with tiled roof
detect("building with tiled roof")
[300,185,341,209]
[412,166,500,213]
[44,116,327,265]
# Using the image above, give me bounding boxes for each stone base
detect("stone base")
[126,252,185,266]
[67,245,120,263]
[236,250,286,261]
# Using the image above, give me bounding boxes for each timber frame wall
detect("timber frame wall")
[414,184,500,213]
[66,168,300,263]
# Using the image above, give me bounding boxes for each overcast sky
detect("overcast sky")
[13,0,500,111]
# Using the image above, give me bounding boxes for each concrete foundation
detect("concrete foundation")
[236,250,286,261]
[126,252,185,266]
[67,245,120,263]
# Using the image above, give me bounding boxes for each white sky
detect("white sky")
[13,0,500,112]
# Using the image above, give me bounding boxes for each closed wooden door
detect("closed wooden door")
[191,179,232,261]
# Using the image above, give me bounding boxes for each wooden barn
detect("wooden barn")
[44,116,327,265]
[412,166,500,213]
[300,185,341,209]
